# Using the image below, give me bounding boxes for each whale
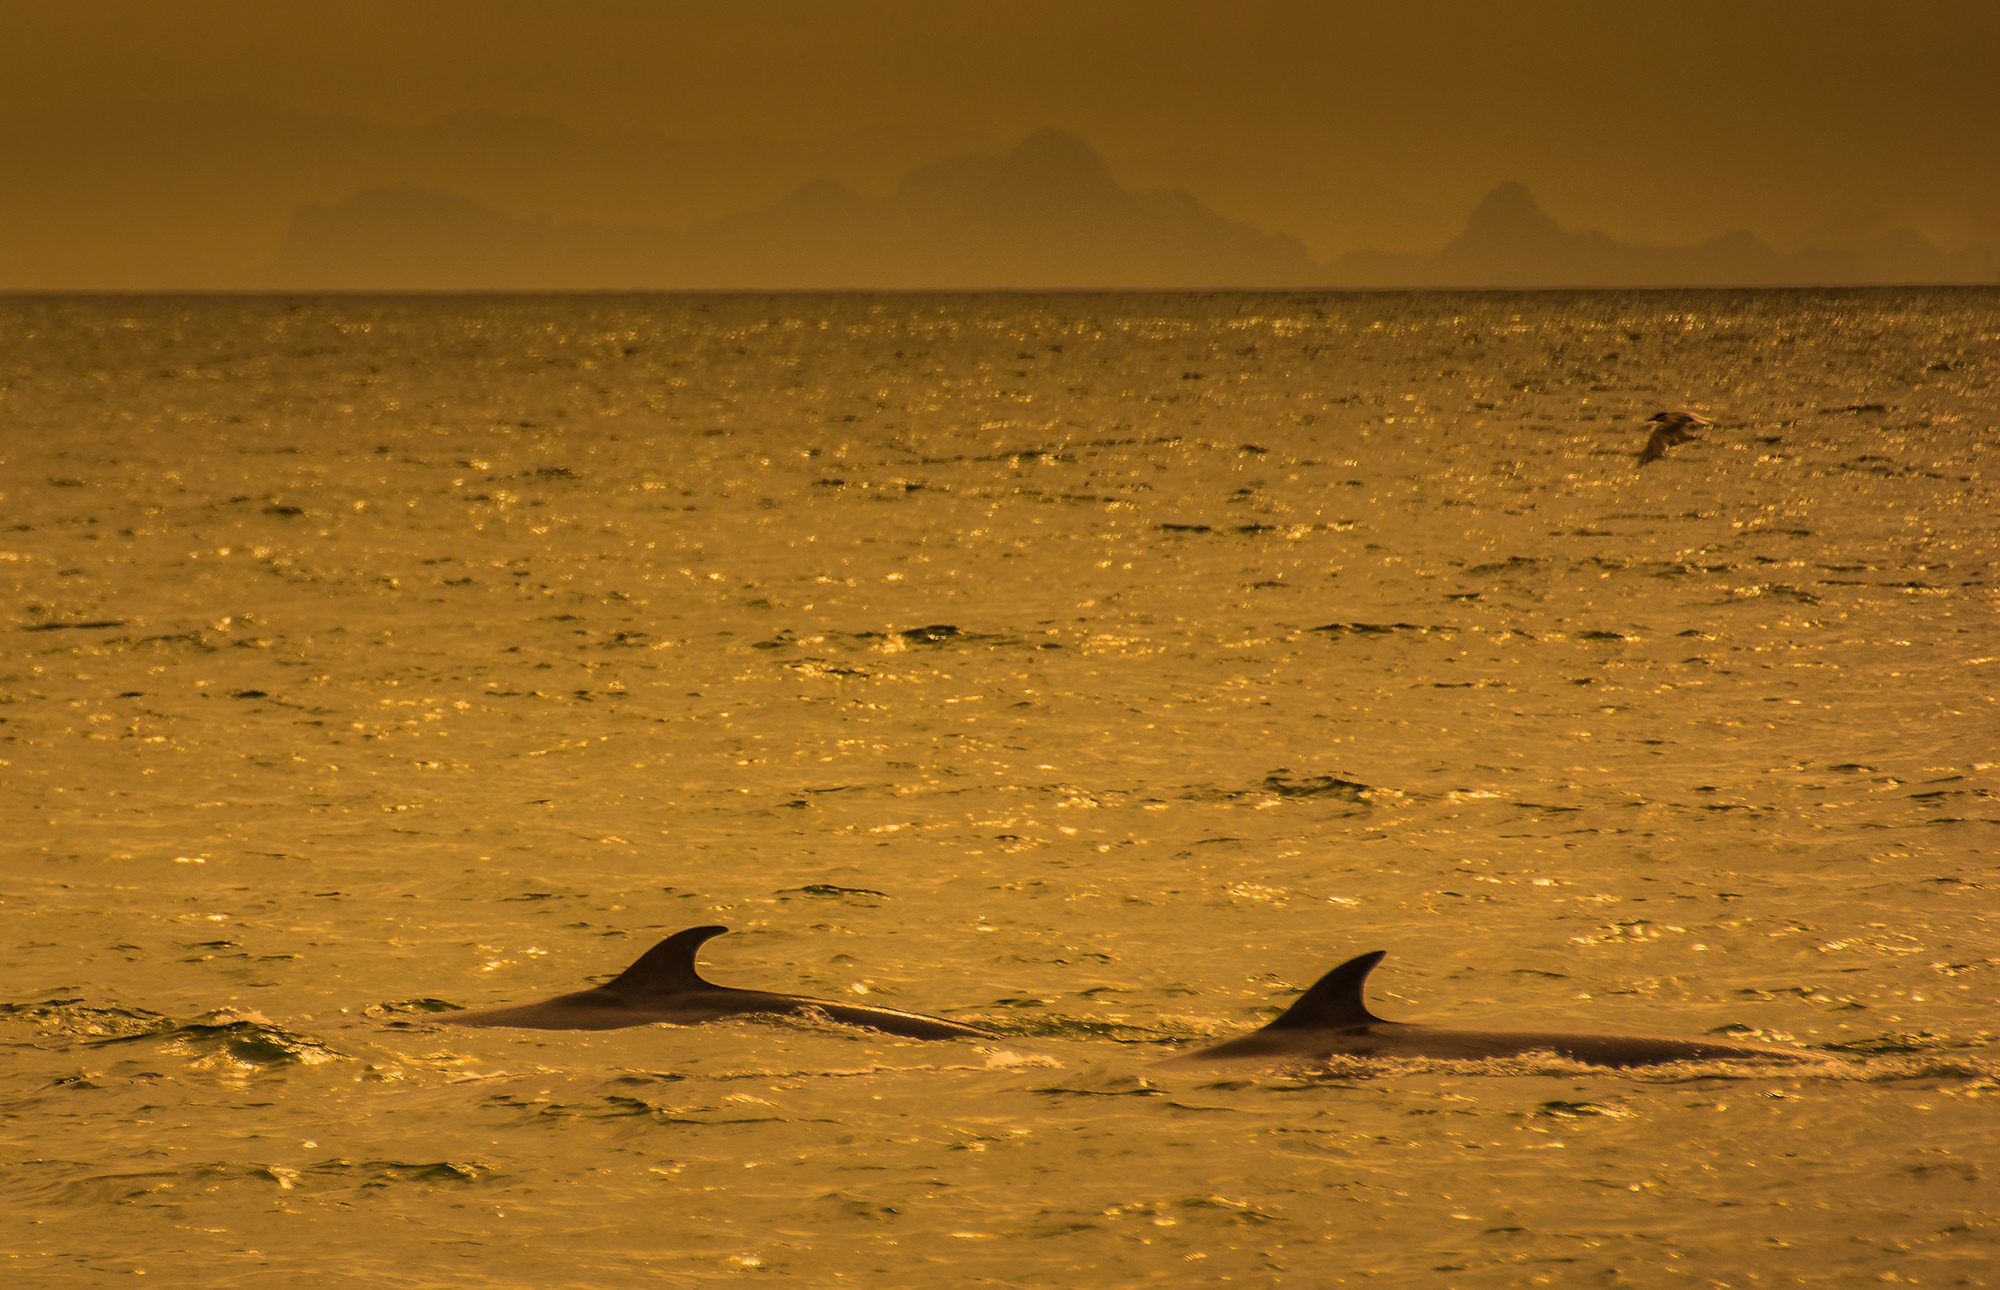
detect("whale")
[438,924,998,1040]
[1167,950,1808,1069]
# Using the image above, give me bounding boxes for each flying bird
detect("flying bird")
[1638,410,1712,465]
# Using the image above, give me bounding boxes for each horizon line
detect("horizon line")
[6,282,1999,298]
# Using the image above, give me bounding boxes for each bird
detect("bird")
[1638,410,1712,465]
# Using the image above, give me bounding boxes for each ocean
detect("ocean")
[3,289,1996,1285]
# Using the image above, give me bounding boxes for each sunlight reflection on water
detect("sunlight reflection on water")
[1,289,1996,1284]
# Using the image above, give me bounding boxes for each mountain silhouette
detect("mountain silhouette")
[265,129,1316,289]
[1,98,959,288]
[8,99,1993,289]
[265,135,1990,290]
[1325,182,1987,287]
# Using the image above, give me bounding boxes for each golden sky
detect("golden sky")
[4,0,1995,286]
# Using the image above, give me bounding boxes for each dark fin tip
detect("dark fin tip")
[1261,949,1388,1031]
[604,924,729,996]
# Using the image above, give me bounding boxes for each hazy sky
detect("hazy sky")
[5,0,1996,285]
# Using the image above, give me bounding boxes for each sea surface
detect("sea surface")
[2,290,1996,1286]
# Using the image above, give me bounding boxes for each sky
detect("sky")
[3,0,1996,287]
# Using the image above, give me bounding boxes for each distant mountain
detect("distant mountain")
[1324,182,1989,288]
[265,135,1991,290]
[8,101,1995,290]
[273,186,563,290]
[264,129,1317,289]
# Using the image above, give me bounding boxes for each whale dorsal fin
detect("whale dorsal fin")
[1262,950,1388,1030]
[602,925,728,996]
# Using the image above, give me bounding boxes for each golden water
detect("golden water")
[3,291,1995,1285]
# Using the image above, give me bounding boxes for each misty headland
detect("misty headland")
[4,109,1989,291]
[243,130,2000,291]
